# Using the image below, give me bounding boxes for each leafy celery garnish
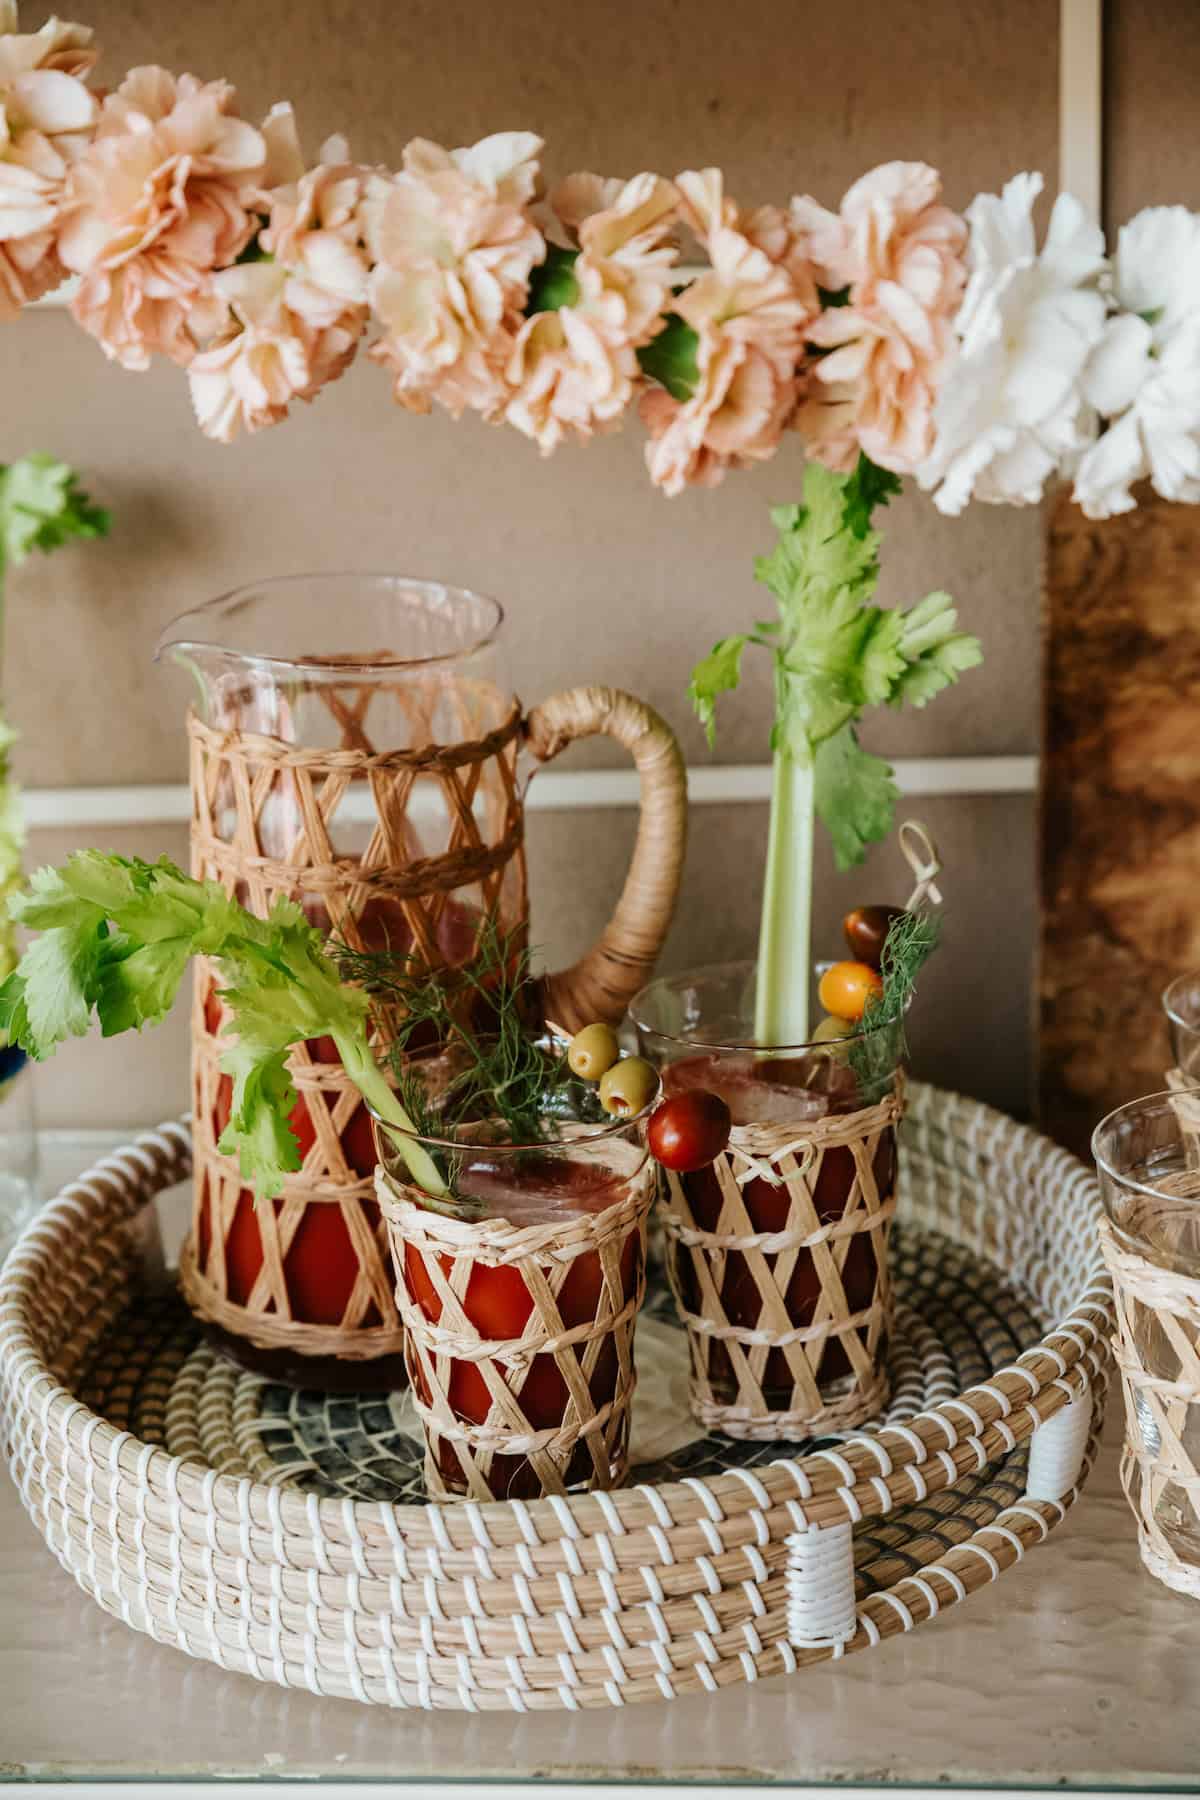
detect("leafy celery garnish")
[0,853,445,1201]
[688,457,981,1044]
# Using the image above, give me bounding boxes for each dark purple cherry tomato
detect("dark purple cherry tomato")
[648,1090,732,1173]
[843,904,906,971]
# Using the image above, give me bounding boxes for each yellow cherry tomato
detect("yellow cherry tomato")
[817,960,884,1022]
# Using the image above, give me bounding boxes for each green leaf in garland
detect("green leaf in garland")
[636,313,700,401]
[840,453,903,540]
[525,245,581,315]
[235,221,272,266]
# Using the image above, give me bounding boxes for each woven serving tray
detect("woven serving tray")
[0,1083,1113,1712]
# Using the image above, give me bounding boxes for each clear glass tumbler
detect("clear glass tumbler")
[1094,1087,1200,1572]
[1163,973,1200,1083]
[373,1061,657,1501]
[630,962,905,1426]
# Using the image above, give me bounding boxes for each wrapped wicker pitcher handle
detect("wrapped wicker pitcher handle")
[524,685,687,1029]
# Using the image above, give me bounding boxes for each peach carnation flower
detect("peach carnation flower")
[505,170,678,453]
[187,109,370,441]
[58,65,267,370]
[0,0,98,318]
[791,161,967,475]
[550,170,678,339]
[362,131,544,419]
[640,168,814,495]
[188,262,364,441]
[505,307,630,451]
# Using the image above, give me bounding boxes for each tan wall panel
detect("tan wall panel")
[3,0,1054,785]
[1106,0,1200,231]
[27,792,1033,1132]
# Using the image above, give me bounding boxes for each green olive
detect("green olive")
[567,1022,621,1081]
[599,1055,659,1116]
[813,1014,855,1044]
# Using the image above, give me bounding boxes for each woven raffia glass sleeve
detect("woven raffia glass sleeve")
[378,1167,655,1502]
[182,676,686,1376]
[1101,1206,1200,1596]
[661,1086,903,1437]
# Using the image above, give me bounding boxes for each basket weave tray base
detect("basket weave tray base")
[79,1229,1040,1572]
[0,1084,1112,1712]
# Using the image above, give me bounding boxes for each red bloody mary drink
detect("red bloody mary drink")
[631,963,905,1427]
[161,576,531,1388]
[197,890,505,1391]
[373,1074,656,1502]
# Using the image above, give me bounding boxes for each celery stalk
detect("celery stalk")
[690,464,982,1053]
[754,745,814,1047]
[332,1028,448,1200]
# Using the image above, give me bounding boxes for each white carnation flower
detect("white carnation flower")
[1073,206,1200,517]
[918,172,1107,514]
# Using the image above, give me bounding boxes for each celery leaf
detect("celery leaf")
[813,724,898,871]
[218,1036,303,1196]
[217,923,371,1049]
[0,454,109,572]
[688,634,749,747]
[755,465,882,629]
[12,917,110,1054]
[777,589,905,746]
[891,590,984,708]
[98,936,195,1035]
[0,970,30,1051]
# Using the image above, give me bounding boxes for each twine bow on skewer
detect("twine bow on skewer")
[899,819,943,910]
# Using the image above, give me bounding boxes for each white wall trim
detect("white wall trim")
[1059,0,1104,218]
[8,1784,1196,1799]
[22,757,1037,834]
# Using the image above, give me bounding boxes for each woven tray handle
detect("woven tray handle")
[524,685,687,1030]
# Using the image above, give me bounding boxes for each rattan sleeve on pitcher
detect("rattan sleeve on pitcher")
[524,685,687,1031]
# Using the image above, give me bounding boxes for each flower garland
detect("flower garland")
[1,1,1193,521]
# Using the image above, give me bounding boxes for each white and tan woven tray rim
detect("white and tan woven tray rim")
[0,1082,1113,1711]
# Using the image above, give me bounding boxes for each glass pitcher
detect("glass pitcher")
[156,573,686,1386]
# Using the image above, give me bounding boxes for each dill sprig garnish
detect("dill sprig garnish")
[332,919,583,1152]
[848,907,940,1095]
[868,908,941,1029]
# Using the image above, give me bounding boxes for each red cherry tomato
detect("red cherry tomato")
[648,1090,732,1173]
